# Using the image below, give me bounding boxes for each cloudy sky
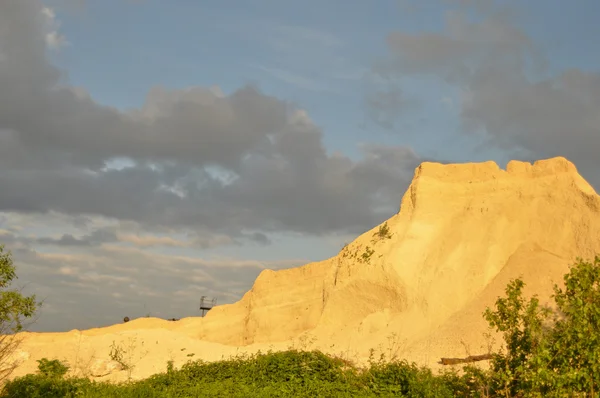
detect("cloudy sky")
[1,0,599,332]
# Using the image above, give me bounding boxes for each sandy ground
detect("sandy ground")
[6,156,600,384]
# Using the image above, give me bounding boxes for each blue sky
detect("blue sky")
[49,0,600,168]
[49,0,483,160]
[1,0,599,331]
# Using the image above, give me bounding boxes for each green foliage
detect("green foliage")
[365,359,459,397]
[1,349,478,397]
[0,245,38,333]
[483,278,553,396]
[372,222,393,241]
[37,358,69,378]
[2,358,88,398]
[109,336,148,382]
[547,256,600,394]
[359,246,375,264]
[483,256,600,396]
[340,244,376,265]
[166,360,174,374]
[109,340,130,371]
[0,245,40,384]
[1,374,90,398]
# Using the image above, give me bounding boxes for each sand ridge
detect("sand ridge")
[7,156,600,382]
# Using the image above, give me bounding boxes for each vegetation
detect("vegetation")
[338,222,394,265]
[36,358,70,379]
[359,246,375,264]
[339,222,394,265]
[0,245,39,383]
[340,244,375,265]
[340,244,377,265]
[2,349,475,397]
[3,250,600,396]
[109,337,149,380]
[372,222,393,242]
[482,255,600,397]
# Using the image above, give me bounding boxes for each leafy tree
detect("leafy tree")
[0,245,39,382]
[484,278,553,396]
[547,256,600,394]
[484,256,600,397]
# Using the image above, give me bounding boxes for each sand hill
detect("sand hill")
[6,156,600,383]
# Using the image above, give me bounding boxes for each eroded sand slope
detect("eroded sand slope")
[9,156,600,382]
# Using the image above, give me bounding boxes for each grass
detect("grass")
[0,349,488,398]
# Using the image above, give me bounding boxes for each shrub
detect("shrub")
[36,358,69,378]
[0,245,39,383]
[373,222,393,241]
[484,256,600,396]
[2,358,88,398]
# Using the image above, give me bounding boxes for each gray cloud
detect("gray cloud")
[0,131,421,236]
[35,228,117,247]
[374,1,600,186]
[377,5,541,84]
[5,234,305,331]
[368,4,540,130]
[460,68,600,179]
[0,1,428,332]
[0,0,423,333]
[0,220,308,331]
[0,0,422,241]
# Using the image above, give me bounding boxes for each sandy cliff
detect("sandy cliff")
[9,156,600,382]
[196,157,600,353]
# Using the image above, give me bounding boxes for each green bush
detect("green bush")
[36,358,70,379]
[1,350,474,397]
[549,256,600,393]
[484,256,600,397]
[2,374,90,398]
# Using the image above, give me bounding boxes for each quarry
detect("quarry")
[6,155,600,384]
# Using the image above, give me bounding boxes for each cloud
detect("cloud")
[0,0,422,240]
[366,4,539,130]
[0,212,268,250]
[1,223,307,331]
[116,233,232,248]
[41,7,68,49]
[0,0,427,332]
[461,69,600,171]
[377,5,541,84]
[36,229,116,247]
[374,1,600,185]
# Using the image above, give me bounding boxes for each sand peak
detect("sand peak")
[414,156,578,183]
[9,156,600,383]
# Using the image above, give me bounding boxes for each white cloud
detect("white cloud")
[41,7,68,50]
[0,0,425,332]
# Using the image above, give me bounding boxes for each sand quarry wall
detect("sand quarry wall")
[10,156,600,382]
[196,156,600,356]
